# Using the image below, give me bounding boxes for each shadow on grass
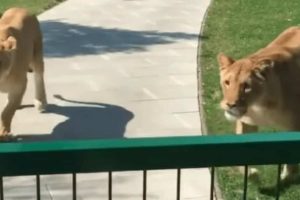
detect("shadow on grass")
[259,175,300,197]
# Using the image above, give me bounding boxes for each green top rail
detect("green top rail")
[1,132,300,176]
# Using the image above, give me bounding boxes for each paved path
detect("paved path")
[2,0,212,199]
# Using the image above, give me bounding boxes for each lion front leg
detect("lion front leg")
[0,82,26,138]
[236,120,258,134]
[280,164,299,184]
[235,120,260,179]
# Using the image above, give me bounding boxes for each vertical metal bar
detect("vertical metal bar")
[243,165,248,200]
[210,167,215,200]
[0,176,3,200]
[108,171,112,200]
[275,164,282,200]
[72,173,77,200]
[143,170,147,200]
[177,169,181,200]
[36,175,41,200]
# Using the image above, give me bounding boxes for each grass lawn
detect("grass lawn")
[0,0,64,14]
[199,0,300,199]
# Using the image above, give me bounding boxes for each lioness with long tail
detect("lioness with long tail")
[0,7,47,137]
[218,26,300,182]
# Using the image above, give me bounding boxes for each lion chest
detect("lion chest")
[240,104,290,129]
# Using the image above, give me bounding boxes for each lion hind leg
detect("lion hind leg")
[31,40,47,112]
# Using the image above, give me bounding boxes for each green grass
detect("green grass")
[0,0,64,15]
[199,0,300,199]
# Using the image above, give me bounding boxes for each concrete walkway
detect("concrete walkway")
[2,0,212,199]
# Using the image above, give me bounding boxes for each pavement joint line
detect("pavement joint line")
[186,41,198,48]
[130,12,139,17]
[132,73,195,78]
[166,49,180,56]
[144,58,156,65]
[86,80,100,92]
[130,74,194,79]
[116,4,124,9]
[112,18,122,22]
[169,73,195,76]
[172,111,199,114]
[142,88,159,100]
[45,184,54,200]
[169,75,186,86]
[132,96,197,102]
[180,10,190,15]
[131,75,160,78]
[145,20,157,25]
[173,113,193,129]
[100,55,111,60]
[118,69,131,77]
[71,63,81,71]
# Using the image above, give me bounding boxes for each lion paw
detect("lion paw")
[0,126,10,135]
[34,100,47,112]
[280,173,300,185]
[248,168,260,183]
[0,127,15,141]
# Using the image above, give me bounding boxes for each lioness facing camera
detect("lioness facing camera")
[218,26,300,182]
[0,7,47,136]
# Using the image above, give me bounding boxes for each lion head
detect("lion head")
[217,53,275,121]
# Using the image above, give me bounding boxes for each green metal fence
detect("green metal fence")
[1,132,300,200]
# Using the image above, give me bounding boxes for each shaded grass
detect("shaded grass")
[0,0,64,15]
[199,0,300,199]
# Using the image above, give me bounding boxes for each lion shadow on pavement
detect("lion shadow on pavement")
[18,95,134,141]
[41,20,198,57]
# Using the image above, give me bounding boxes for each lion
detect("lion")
[0,7,47,137]
[217,26,300,182]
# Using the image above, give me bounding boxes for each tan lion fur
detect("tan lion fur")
[0,7,47,136]
[218,26,300,182]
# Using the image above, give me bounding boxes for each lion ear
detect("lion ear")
[3,36,17,51]
[217,53,235,69]
[253,59,274,80]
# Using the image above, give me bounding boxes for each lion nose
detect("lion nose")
[226,102,237,108]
